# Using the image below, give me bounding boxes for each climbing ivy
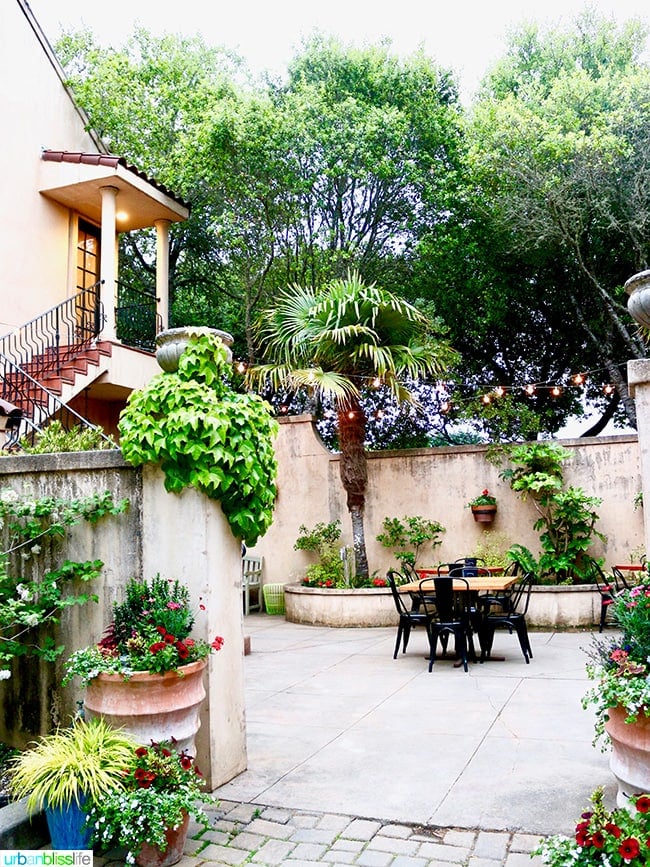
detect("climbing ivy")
[118,333,278,546]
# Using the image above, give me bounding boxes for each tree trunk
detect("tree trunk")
[337,398,369,579]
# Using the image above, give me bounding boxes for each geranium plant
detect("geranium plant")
[535,787,650,866]
[467,489,497,508]
[63,575,224,687]
[583,578,650,743]
[87,739,215,864]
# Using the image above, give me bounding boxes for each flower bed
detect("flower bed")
[284,584,397,627]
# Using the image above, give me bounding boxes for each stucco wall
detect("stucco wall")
[252,416,644,584]
[0,450,245,788]
[1,1,100,332]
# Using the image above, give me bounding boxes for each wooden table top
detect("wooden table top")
[398,574,520,594]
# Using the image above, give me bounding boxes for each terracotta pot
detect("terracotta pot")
[471,504,497,524]
[84,659,207,755]
[155,326,233,371]
[136,811,190,867]
[605,705,650,807]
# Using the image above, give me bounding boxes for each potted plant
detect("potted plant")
[9,718,136,849]
[88,739,215,867]
[467,490,497,524]
[63,575,224,754]
[583,578,650,804]
[535,787,650,865]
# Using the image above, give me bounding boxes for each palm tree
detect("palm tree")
[247,272,458,579]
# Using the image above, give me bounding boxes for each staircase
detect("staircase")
[0,285,113,446]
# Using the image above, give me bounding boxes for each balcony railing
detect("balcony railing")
[116,281,161,352]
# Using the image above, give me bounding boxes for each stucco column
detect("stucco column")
[99,185,119,341]
[628,359,650,553]
[154,219,171,331]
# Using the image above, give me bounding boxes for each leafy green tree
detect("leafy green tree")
[464,12,650,429]
[246,272,458,578]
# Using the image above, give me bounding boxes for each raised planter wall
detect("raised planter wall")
[285,581,602,629]
[285,584,397,627]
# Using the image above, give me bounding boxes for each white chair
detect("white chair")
[242,555,263,614]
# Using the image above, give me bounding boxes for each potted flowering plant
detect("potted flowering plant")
[583,578,650,804]
[535,787,650,866]
[63,575,224,754]
[88,739,215,867]
[467,490,497,524]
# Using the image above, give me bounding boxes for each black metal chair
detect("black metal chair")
[387,569,432,659]
[479,573,533,663]
[593,564,629,632]
[419,576,476,672]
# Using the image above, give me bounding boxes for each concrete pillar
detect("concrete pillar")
[99,185,119,341]
[140,465,247,790]
[154,219,171,331]
[628,359,650,553]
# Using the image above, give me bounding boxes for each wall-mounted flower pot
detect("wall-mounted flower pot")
[471,504,497,524]
[155,326,234,371]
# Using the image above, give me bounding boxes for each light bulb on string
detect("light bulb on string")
[603,384,615,395]
[523,384,536,396]
[375,409,385,419]
[235,360,246,375]
[370,376,382,388]
[572,373,586,386]
[494,385,505,398]
[482,394,491,405]
[551,385,562,398]
[440,401,450,413]
[347,410,355,420]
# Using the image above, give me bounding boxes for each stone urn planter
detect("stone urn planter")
[605,705,650,807]
[155,326,234,371]
[625,270,650,328]
[284,583,397,627]
[84,659,207,755]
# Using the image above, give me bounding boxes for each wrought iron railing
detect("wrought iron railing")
[0,282,103,377]
[116,281,161,352]
[0,352,113,449]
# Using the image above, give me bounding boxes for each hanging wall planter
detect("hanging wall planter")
[470,504,497,524]
[155,326,234,371]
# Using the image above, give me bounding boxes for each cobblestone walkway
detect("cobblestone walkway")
[98,800,546,867]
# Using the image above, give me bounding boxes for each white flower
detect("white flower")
[30,544,41,555]
[0,670,11,680]
[0,489,19,503]
[15,584,31,601]
[24,612,41,627]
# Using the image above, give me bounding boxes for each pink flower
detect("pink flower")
[211,636,224,652]
[167,601,181,610]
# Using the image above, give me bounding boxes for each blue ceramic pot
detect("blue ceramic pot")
[45,799,92,850]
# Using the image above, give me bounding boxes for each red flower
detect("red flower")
[149,641,167,653]
[180,755,193,770]
[605,823,622,838]
[185,638,195,647]
[135,747,148,758]
[199,604,206,611]
[156,626,167,636]
[575,821,591,847]
[637,796,650,814]
[591,831,605,849]
[482,489,489,496]
[176,641,189,660]
[164,633,176,644]
[135,768,156,788]
[161,748,172,757]
[373,577,387,587]
[211,636,224,651]
[619,838,641,859]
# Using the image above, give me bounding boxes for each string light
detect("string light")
[603,384,615,395]
[572,373,586,385]
[482,394,491,405]
[374,409,385,419]
[440,401,450,413]
[347,411,356,420]
[551,386,562,397]
[370,377,382,388]
[523,384,536,395]
[494,385,505,397]
[235,360,246,375]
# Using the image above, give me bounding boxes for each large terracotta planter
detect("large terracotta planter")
[84,659,207,755]
[136,812,190,867]
[605,705,650,807]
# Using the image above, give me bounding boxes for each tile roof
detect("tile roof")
[41,150,191,212]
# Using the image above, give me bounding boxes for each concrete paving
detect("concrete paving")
[217,616,612,833]
[33,615,620,865]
